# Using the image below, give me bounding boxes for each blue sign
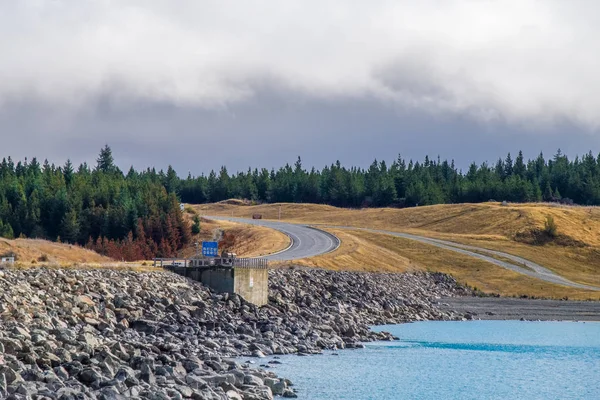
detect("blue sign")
[202,241,219,257]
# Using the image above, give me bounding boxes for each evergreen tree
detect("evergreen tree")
[0,219,14,239]
[96,145,115,173]
[191,215,201,234]
[63,159,74,186]
[164,165,179,194]
[3,147,600,260]
[514,151,526,178]
[504,153,514,177]
[60,210,79,244]
[543,181,554,201]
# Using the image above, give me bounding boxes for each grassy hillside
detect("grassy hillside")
[0,238,113,265]
[194,201,600,299]
[195,201,600,245]
[180,209,290,258]
[0,209,289,267]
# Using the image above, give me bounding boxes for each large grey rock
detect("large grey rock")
[0,266,467,399]
[139,363,155,384]
[79,368,103,384]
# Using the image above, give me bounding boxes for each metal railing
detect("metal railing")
[154,256,268,269]
[231,257,268,269]
[153,258,189,268]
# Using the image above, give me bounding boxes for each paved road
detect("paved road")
[204,217,340,261]
[205,216,599,291]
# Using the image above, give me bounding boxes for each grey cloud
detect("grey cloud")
[1,1,599,172]
[1,90,598,175]
[1,0,600,129]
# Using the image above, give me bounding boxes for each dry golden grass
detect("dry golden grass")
[336,230,600,300]
[271,228,415,272]
[193,201,600,298]
[0,237,112,264]
[0,211,289,270]
[5,201,593,299]
[194,201,600,245]
[0,236,166,272]
[179,216,290,258]
[225,223,291,257]
[387,227,600,287]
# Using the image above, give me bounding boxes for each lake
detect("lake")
[251,321,600,399]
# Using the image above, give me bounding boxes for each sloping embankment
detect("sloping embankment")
[0,267,468,398]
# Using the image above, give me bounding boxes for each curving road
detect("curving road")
[204,216,340,261]
[205,216,599,291]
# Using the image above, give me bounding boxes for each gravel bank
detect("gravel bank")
[438,297,600,321]
[0,267,469,399]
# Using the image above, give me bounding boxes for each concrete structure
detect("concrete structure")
[1,255,15,264]
[158,256,269,306]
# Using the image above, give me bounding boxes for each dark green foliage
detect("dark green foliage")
[178,149,600,207]
[96,145,115,173]
[191,215,201,235]
[0,146,190,260]
[544,215,558,238]
[3,147,600,259]
[0,219,14,239]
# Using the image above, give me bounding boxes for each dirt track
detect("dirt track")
[316,225,600,292]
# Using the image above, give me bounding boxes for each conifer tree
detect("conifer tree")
[63,159,74,186]
[96,145,115,173]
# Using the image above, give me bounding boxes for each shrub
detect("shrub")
[544,215,558,238]
[184,206,197,214]
[0,219,15,239]
[218,232,236,252]
[38,254,49,262]
[191,215,201,235]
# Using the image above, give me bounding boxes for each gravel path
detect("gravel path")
[345,227,600,291]
[206,216,599,291]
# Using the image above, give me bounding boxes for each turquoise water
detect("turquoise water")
[254,321,600,400]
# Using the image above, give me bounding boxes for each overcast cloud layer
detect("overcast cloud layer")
[1,1,599,173]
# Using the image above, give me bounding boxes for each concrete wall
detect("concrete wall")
[164,265,268,306]
[233,268,269,306]
[200,268,235,294]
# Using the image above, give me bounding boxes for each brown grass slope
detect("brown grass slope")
[194,201,600,299]
[0,208,289,267]
[331,230,600,300]
[195,201,600,245]
[180,211,290,258]
[0,237,113,264]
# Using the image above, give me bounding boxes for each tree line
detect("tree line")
[0,146,190,260]
[2,147,599,261]
[178,150,600,208]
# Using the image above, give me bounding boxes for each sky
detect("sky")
[1,0,600,175]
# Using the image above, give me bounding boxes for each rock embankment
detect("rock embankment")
[0,267,469,399]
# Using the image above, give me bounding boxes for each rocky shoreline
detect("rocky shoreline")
[438,296,600,321]
[0,267,470,399]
